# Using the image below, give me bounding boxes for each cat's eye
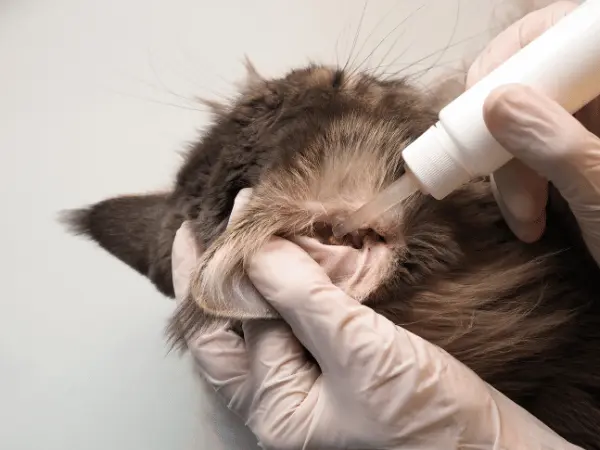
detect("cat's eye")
[332,69,344,88]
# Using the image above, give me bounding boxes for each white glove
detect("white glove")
[171,190,581,450]
[467,0,600,265]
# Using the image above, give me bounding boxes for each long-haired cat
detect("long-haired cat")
[61,16,600,450]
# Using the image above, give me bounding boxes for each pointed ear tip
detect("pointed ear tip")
[57,207,93,236]
[242,55,262,77]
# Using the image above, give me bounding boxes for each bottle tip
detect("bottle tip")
[332,220,350,239]
[333,172,420,237]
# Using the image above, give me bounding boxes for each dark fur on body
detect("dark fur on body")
[63,62,600,448]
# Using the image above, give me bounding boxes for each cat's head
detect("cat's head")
[167,62,575,372]
[64,61,577,378]
[182,62,444,310]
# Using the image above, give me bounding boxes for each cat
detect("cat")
[61,58,600,448]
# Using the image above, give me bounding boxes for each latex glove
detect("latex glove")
[467,0,600,265]
[484,84,600,265]
[172,190,581,450]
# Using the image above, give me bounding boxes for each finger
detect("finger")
[574,96,600,137]
[172,195,257,419]
[290,235,363,283]
[241,320,319,434]
[171,221,203,301]
[172,220,251,416]
[484,84,599,193]
[186,321,252,419]
[491,159,547,243]
[486,84,600,267]
[246,237,401,374]
[466,1,577,87]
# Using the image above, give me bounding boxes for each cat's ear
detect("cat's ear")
[60,193,183,297]
[242,54,263,87]
[198,55,264,117]
[232,55,264,91]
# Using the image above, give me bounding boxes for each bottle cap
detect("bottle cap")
[402,125,471,200]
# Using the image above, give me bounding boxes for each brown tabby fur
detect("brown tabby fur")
[62,18,600,450]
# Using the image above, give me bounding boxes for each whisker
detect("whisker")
[348,2,426,80]
[169,43,237,100]
[146,47,197,105]
[383,26,501,81]
[413,0,462,82]
[122,75,200,106]
[109,89,209,113]
[334,12,356,70]
[345,0,410,73]
[342,0,369,72]
[369,6,422,78]
[403,58,468,80]
[334,25,342,68]
[144,45,233,110]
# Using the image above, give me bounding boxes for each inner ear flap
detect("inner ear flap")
[196,273,279,320]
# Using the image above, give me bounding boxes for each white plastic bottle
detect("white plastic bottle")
[334,0,600,238]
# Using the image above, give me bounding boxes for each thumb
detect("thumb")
[246,237,402,376]
[483,84,596,192]
[490,159,547,243]
[171,221,203,301]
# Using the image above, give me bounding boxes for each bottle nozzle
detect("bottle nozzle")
[332,171,420,238]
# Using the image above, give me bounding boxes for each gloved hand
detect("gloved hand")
[172,189,581,450]
[467,0,600,265]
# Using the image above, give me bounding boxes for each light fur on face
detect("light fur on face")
[179,115,407,330]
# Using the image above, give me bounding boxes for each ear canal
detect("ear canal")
[60,193,184,297]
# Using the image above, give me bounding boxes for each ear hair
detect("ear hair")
[166,190,315,347]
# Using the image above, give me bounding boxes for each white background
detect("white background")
[0,1,559,449]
